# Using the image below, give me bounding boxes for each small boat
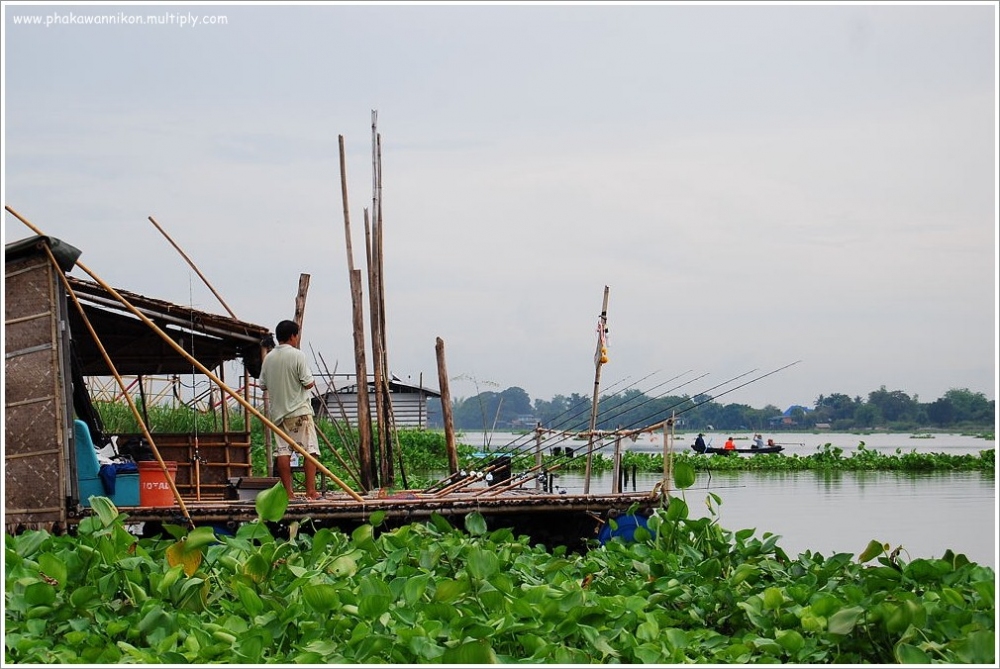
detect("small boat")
[691,444,784,456]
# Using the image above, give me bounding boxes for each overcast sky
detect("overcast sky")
[3,2,997,412]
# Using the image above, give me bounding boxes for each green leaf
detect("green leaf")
[351,524,374,547]
[466,547,499,580]
[368,509,387,527]
[433,579,468,603]
[752,637,783,656]
[464,512,488,536]
[441,639,497,664]
[894,642,932,664]
[90,496,120,527]
[329,555,358,578]
[636,620,659,643]
[184,526,218,551]
[775,629,804,653]
[403,574,430,605]
[666,497,688,521]
[235,582,264,617]
[673,460,696,489]
[763,587,784,610]
[243,552,270,584]
[828,606,864,635]
[858,539,888,563]
[303,583,341,613]
[255,483,288,523]
[69,585,100,609]
[358,577,392,618]
[23,582,56,606]
[731,563,757,586]
[13,531,48,558]
[37,553,68,588]
[698,557,721,579]
[663,627,688,650]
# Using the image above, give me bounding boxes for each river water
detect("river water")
[455,431,997,568]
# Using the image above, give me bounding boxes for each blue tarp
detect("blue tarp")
[98,461,138,495]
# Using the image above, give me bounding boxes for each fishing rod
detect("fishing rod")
[440,367,745,497]
[426,367,703,497]
[423,369,674,493]
[477,361,802,496]
[475,367,764,497]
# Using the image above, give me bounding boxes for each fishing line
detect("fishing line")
[423,369,684,492]
[473,362,802,494]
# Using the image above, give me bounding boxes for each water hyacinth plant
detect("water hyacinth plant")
[5,463,994,664]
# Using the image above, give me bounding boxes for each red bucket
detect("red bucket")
[138,461,178,507]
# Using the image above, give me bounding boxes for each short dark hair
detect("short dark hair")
[275,320,299,343]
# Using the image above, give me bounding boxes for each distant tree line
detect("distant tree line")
[425,386,995,434]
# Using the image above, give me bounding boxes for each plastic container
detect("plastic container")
[138,461,178,507]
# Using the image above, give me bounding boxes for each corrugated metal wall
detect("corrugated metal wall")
[322,392,433,428]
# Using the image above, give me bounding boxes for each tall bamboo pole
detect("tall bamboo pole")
[339,135,375,490]
[374,127,396,485]
[583,286,610,494]
[147,215,238,319]
[364,207,389,484]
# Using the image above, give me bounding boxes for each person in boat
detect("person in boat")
[694,433,707,451]
[752,433,765,449]
[767,438,776,448]
[724,437,736,450]
[259,319,321,501]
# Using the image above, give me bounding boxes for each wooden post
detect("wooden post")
[662,421,669,483]
[294,273,310,336]
[340,134,376,490]
[584,286,610,494]
[612,429,622,494]
[535,424,543,491]
[435,337,459,474]
[351,268,375,489]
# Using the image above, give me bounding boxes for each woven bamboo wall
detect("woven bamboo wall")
[4,255,69,529]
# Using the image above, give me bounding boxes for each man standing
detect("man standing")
[259,320,321,500]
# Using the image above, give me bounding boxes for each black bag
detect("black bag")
[119,436,155,462]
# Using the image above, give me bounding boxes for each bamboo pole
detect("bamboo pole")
[584,286,610,494]
[7,205,365,504]
[364,207,390,484]
[147,213,258,481]
[374,127,396,485]
[339,135,375,490]
[147,215,238,319]
[315,352,362,475]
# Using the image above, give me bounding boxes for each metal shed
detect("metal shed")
[320,377,441,429]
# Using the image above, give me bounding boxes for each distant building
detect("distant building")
[768,404,813,428]
[318,376,441,429]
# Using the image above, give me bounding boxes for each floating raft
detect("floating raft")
[80,487,662,549]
